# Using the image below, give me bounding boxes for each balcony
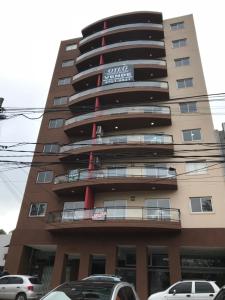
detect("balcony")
[60,134,173,160]
[46,206,181,232]
[53,167,177,195]
[69,81,169,108]
[73,59,167,88]
[64,106,171,136]
[82,11,163,37]
[76,40,165,67]
[79,23,164,53]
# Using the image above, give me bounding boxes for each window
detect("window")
[190,197,213,213]
[144,199,170,219]
[43,144,60,153]
[53,96,68,106]
[29,203,47,217]
[65,44,77,51]
[58,77,71,86]
[180,102,197,113]
[186,161,207,175]
[175,57,190,67]
[62,201,84,221]
[169,282,192,294]
[62,60,74,67]
[182,129,201,141]
[172,38,187,48]
[48,118,64,128]
[170,21,184,31]
[104,200,127,219]
[195,282,215,293]
[177,78,193,88]
[36,171,53,183]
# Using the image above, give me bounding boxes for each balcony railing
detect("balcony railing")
[73,59,166,82]
[54,167,176,185]
[79,23,164,46]
[69,81,168,103]
[65,105,170,126]
[60,134,173,153]
[76,40,165,63]
[47,206,181,223]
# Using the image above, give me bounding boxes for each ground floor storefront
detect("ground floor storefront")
[6,228,225,300]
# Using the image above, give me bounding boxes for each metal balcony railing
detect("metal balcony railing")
[47,206,181,223]
[60,134,173,153]
[65,106,170,126]
[54,167,176,185]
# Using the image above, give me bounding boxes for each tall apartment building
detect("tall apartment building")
[6,11,225,299]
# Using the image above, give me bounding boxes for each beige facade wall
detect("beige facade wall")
[94,14,225,229]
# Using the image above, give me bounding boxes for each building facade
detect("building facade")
[0,233,11,272]
[6,12,225,300]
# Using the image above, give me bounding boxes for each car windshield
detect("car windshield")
[42,282,114,300]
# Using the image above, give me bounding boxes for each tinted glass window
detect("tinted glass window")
[29,277,41,284]
[0,277,9,284]
[195,282,214,293]
[8,277,23,284]
[169,282,192,294]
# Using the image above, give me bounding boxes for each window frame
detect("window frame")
[48,118,64,129]
[53,96,68,106]
[177,78,193,89]
[58,77,71,86]
[185,161,207,175]
[190,197,213,213]
[65,44,77,51]
[36,171,53,183]
[62,60,74,67]
[169,282,192,294]
[180,102,197,113]
[175,57,190,67]
[172,38,187,48]
[43,144,60,153]
[170,21,185,31]
[29,203,47,217]
[182,128,202,142]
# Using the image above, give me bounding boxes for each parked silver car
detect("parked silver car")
[0,275,44,300]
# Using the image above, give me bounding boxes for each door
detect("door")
[144,199,170,220]
[166,282,193,300]
[104,200,127,219]
[0,276,9,299]
[62,201,85,221]
[192,281,217,300]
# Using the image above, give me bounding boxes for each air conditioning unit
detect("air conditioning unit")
[96,126,103,137]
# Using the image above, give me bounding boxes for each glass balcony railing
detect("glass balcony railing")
[47,206,180,224]
[79,23,164,46]
[69,81,168,102]
[76,40,165,63]
[65,105,170,126]
[60,134,173,153]
[73,59,166,82]
[54,167,176,185]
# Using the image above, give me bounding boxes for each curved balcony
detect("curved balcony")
[76,41,165,66]
[82,11,163,37]
[79,23,164,53]
[53,167,177,195]
[73,59,167,87]
[69,81,169,107]
[64,106,171,136]
[46,206,181,232]
[60,134,173,160]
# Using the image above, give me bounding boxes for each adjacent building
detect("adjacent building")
[6,11,225,299]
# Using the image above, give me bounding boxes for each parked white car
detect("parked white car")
[0,275,44,300]
[148,280,220,300]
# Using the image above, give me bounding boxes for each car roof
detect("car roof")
[59,280,119,289]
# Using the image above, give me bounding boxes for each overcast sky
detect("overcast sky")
[1,0,225,233]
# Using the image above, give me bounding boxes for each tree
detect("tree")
[0,229,6,234]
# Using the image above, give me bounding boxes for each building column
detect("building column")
[5,245,30,274]
[78,252,90,279]
[105,245,116,274]
[50,247,67,288]
[168,245,181,284]
[136,244,148,300]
